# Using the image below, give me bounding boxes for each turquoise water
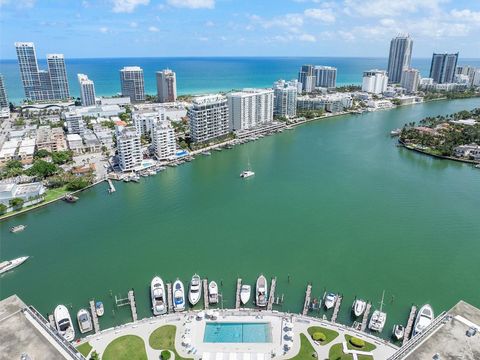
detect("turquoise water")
[204,322,271,343]
[2,57,480,104]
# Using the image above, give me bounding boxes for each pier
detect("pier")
[128,290,138,322]
[89,300,100,333]
[48,314,55,329]
[107,178,116,193]
[331,294,343,323]
[403,305,418,345]
[202,279,209,310]
[267,277,277,311]
[361,302,372,331]
[235,278,242,309]
[302,284,312,316]
[166,283,173,313]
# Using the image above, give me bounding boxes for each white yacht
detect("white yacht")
[208,281,219,304]
[173,279,186,312]
[368,291,387,332]
[256,275,268,307]
[324,293,337,310]
[76,309,93,334]
[151,276,167,315]
[95,301,104,317]
[413,304,434,336]
[188,274,202,306]
[240,284,251,305]
[54,305,75,341]
[240,170,255,178]
[352,299,367,317]
[393,324,405,340]
[0,256,29,275]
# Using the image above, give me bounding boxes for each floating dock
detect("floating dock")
[235,278,242,309]
[302,284,312,316]
[331,294,343,323]
[267,277,277,311]
[89,300,100,333]
[403,305,418,345]
[361,302,372,331]
[202,279,209,310]
[48,314,55,329]
[128,290,137,322]
[166,283,173,313]
[107,179,116,193]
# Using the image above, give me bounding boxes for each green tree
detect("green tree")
[66,177,91,191]
[26,160,59,178]
[90,351,100,360]
[35,149,51,159]
[5,160,23,170]
[0,203,7,214]
[9,197,24,209]
[51,150,73,165]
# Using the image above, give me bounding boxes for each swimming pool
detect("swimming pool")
[203,322,272,343]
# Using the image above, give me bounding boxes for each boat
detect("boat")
[474,164,480,169]
[63,194,79,203]
[352,299,367,317]
[95,301,104,317]
[256,275,268,307]
[76,309,93,334]
[368,291,387,332]
[10,225,26,233]
[173,279,186,312]
[0,256,29,275]
[188,274,202,306]
[413,304,434,336]
[54,305,75,341]
[324,293,337,310]
[393,324,405,340]
[151,276,167,315]
[208,281,219,304]
[390,128,401,137]
[240,170,255,178]
[131,175,140,182]
[202,151,211,156]
[240,284,251,305]
[123,176,131,182]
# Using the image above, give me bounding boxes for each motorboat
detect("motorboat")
[368,291,387,332]
[63,194,79,203]
[151,276,167,315]
[390,128,401,137]
[202,151,211,156]
[324,293,337,310]
[188,274,202,306]
[0,256,29,275]
[208,281,219,304]
[95,301,104,317]
[77,309,93,334]
[413,304,434,336]
[352,299,367,317]
[173,279,186,312]
[393,324,405,340]
[256,275,268,307]
[240,284,251,305]
[240,170,255,178]
[10,225,26,233]
[54,305,75,341]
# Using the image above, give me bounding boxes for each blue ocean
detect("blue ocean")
[1,57,480,104]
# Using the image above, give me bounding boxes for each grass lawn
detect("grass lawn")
[344,335,376,352]
[76,342,92,357]
[149,325,192,360]
[102,335,147,360]
[289,333,317,360]
[307,326,339,345]
[328,343,352,360]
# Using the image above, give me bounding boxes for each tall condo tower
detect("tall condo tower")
[120,66,145,102]
[156,69,177,103]
[387,35,413,84]
[77,74,96,106]
[429,53,459,84]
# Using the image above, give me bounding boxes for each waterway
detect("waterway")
[1,98,479,340]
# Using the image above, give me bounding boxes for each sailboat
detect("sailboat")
[240,158,255,178]
[368,290,387,332]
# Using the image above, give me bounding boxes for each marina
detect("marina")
[89,300,100,333]
[403,305,417,345]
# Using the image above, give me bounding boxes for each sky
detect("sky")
[1,0,480,59]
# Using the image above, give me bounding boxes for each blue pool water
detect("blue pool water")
[204,322,271,343]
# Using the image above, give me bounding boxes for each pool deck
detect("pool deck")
[79,309,398,359]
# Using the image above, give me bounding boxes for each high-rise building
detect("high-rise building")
[152,120,177,160]
[387,35,413,84]
[314,66,337,88]
[15,42,41,100]
[132,108,166,137]
[227,88,274,131]
[77,74,96,107]
[0,74,8,108]
[188,95,229,143]
[362,70,388,94]
[47,54,70,100]
[298,65,316,93]
[64,111,85,135]
[38,70,53,99]
[400,68,420,94]
[156,69,177,103]
[115,125,142,172]
[273,80,298,118]
[120,66,145,102]
[429,53,459,84]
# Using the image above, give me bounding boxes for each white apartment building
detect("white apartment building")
[152,121,177,160]
[115,125,142,172]
[156,69,177,103]
[400,68,420,94]
[132,108,166,137]
[77,74,96,106]
[273,80,298,118]
[227,88,274,131]
[188,95,229,143]
[64,111,85,135]
[120,66,145,102]
[362,70,388,94]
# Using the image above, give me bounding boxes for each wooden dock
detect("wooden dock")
[48,314,55,329]
[267,277,277,311]
[89,300,100,333]
[403,305,418,345]
[361,302,372,331]
[202,279,209,310]
[331,295,343,323]
[166,283,173,313]
[128,290,137,322]
[107,178,116,193]
[235,278,242,309]
[302,284,312,316]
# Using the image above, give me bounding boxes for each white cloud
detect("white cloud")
[0,0,36,8]
[99,26,109,33]
[298,33,316,42]
[252,13,304,30]
[148,26,159,32]
[130,21,138,28]
[450,9,480,22]
[304,8,336,23]
[343,0,445,18]
[205,20,215,27]
[198,36,209,41]
[167,0,214,9]
[112,0,149,13]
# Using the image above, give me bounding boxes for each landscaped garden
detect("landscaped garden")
[149,325,192,360]
[307,326,339,346]
[76,342,92,357]
[327,335,376,360]
[289,333,317,360]
[102,335,148,360]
